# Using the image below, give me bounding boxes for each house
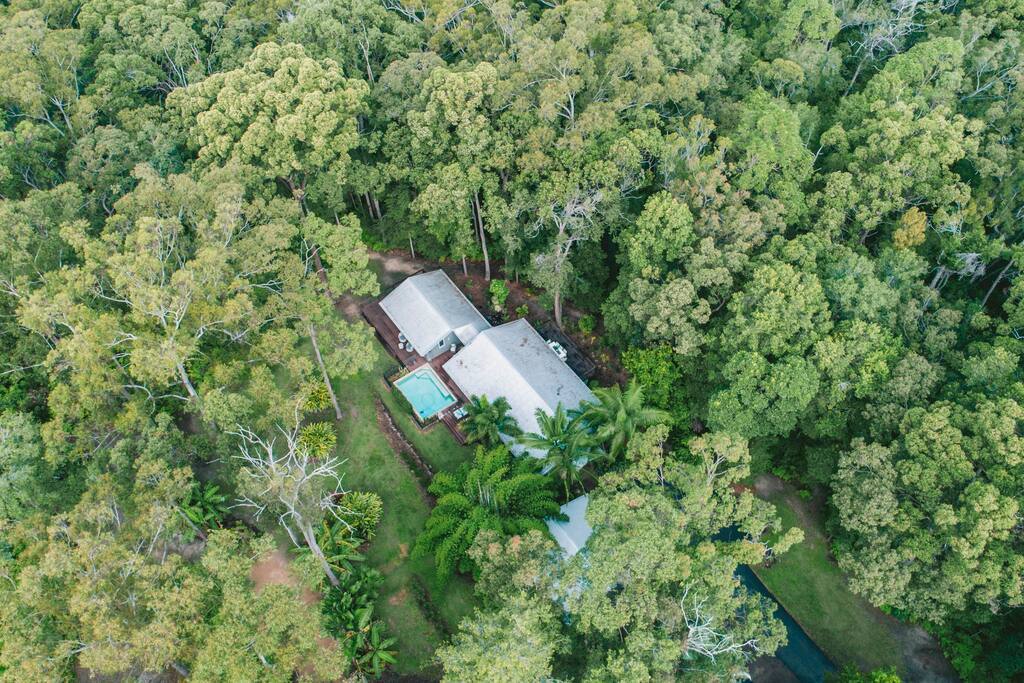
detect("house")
[368,269,595,456]
[546,495,593,557]
[378,269,490,361]
[442,318,595,457]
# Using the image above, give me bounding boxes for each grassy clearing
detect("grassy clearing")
[752,482,905,675]
[377,380,475,474]
[334,346,477,675]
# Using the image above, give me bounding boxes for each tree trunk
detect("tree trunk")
[309,324,343,421]
[554,288,563,329]
[409,236,416,259]
[462,255,468,276]
[176,363,199,401]
[981,259,1014,307]
[302,523,340,587]
[473,191,490,281]
[312,245,334,300]
[370,192,382,221]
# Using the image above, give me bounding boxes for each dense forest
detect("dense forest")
[0,0,1022,679]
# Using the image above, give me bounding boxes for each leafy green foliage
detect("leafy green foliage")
[517,404,605,500]
[414,446,560,581]
[181,482,229,534]
[488,279,510,311]
[462,394,520,447]
[299,421,338,459]
[321,567,397,678]
[3,0,1024,676]
[580,380,670,459]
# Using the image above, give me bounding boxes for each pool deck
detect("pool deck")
[363,301,468,445]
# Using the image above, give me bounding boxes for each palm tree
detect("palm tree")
[414,446,560,582]
[581,380,671,458]
[462,395,521,446]
[518,404,604,500]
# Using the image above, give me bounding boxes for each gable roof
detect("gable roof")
[546,495,593,557]
[378,270,490,356]
[442,318,595,440]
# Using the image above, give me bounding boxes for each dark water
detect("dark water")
[737,565,837,683]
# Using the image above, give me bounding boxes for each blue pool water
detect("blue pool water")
[394,367,456,420]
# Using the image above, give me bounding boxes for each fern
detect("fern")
[414,445,560,582]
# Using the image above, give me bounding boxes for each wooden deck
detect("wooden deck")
[363,301,419,368]
[362,301,469,445]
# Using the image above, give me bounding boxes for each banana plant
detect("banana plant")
[181,482,228,535]
[345,606,397,678]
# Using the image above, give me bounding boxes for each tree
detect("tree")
[0,10,85,137]
[295,213,379,420]
[517,404,604,500]
[581,380,670,459]
[191,530,350,682]
[832,399,1024,622]
[0,412,51,520]
[437,593,564,682]
[727,89,814,224]
[170,41,368,211]
[0,416,205,678]
[232,416,353,587]
[462,395,520,446]
[20,165,299,408]
[528,182,609,329]
[414,445,560,581]
[405,62,512,280]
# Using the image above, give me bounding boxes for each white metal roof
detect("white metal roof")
[442,318,595,448]
[546,495,593,557]
[378,270,490,356]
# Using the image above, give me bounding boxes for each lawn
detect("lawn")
[752,479,906,675]
[334,344,477,675]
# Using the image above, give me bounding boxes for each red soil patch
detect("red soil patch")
[388,587,410,606]
[250,548,321,606]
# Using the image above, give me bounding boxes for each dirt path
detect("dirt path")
[753,474,957,682]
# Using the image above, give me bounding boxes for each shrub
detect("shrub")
[305,383,332,412]
[515,304,529,319]
[488,279,510,311]
[321,566,397,678]
[339,491,384,540]
[181,482,229,536]
[577,313,596,335]
[300,421,337,458]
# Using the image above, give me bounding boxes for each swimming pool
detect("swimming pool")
[394,367,456,421]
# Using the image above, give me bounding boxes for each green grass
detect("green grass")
[378,380,475,474]
[334,345,477,675]
[752,484,905,675]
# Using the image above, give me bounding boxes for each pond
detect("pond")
[737,565,837,682]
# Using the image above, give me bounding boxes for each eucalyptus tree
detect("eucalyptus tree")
[191,530,351,682]
[0,416,204,679]
[603,116,787,355]
[18,165,299,416]
[232,416,353,587]
[832,398,1024,623]
[816,38,977,251]
[293,214,379,420]
[0,9,85,138]
[405,62,515,280]
[169,41,368,213]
